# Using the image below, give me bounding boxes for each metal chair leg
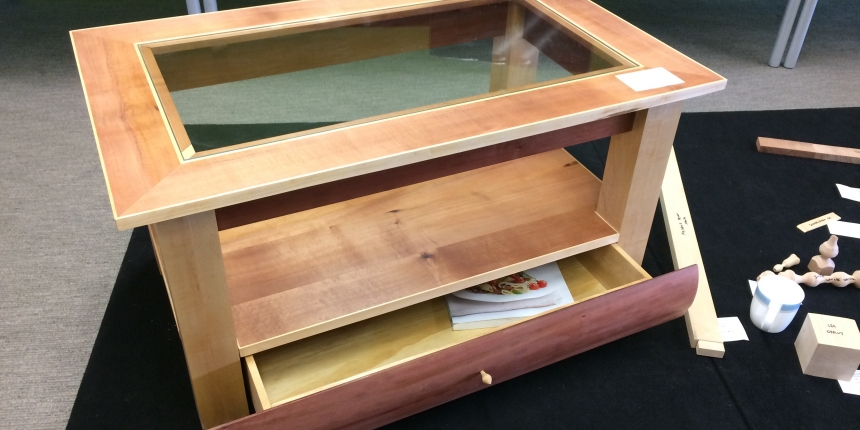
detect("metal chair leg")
[769,0,802,67]
[783,0,818,68]
[203,0,218,13]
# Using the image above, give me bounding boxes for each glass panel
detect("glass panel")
[147,0,632,156]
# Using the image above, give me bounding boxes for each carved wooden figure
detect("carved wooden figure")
[774,254,800,272]
[779,270,823,287]
[778,270,860,288]
[808,235,838,276]
[757,270,776,281]
[826,271,858,288]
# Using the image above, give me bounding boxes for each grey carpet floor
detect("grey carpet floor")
[0,0,858,429]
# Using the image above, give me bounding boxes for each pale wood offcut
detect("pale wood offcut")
[757,137,860,165]
[660,148,724,358]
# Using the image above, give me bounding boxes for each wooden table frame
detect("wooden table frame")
[72,0,725,427]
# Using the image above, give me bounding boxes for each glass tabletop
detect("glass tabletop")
[143,0,633,158]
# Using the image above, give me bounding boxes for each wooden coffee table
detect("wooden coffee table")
[71,0,725,428]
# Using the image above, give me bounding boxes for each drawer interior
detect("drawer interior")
[246,244,649,411]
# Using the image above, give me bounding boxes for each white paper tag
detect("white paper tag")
[616,67,684,92]
[748,280,757,296]
[836,184,860,203]
[838,370,860,395]
[718,317,749,342]
[797,212,840,232]
[828,220,860,239]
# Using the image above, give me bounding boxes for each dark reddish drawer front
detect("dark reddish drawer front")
[219,266,697,430]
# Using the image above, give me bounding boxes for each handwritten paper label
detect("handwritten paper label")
[838,370,860,395]
[828,220,860,239]
[836,184,860,203]
[797,212,840,232]
[718,317,749,342]
[616,67,684,92]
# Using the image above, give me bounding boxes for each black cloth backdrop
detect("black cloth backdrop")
[68,108,860,430]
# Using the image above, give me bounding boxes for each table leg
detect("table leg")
[597,102,683,264]
[769,0,802,67]
[783,0,818,69]
[151,211,248,429]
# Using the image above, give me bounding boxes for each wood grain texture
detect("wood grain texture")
[576,243,649,289]
[215,114,634,230]
[71,0,725,230]
[795,313,860,381]
[660,148,723,356]
[757,137,860,165]
[249,246,646,407]
[220,150,619,356]
[217,265,698,430]
[151,211,248,428]
[597,102,683,264]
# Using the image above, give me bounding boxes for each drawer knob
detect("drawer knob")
[480,370,492,385]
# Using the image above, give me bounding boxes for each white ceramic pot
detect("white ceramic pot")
[750,275,805,333]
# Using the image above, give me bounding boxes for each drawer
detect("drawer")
[221,244,697,430]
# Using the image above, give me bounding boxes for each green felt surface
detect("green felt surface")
[185,123,341,152]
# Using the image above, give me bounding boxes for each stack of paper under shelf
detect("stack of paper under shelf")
[446,262,573,330]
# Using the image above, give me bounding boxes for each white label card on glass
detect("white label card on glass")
[616,67,684,92]
[838,370,860,395]
[718,317,749,342]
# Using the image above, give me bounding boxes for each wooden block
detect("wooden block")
[757,137,860,165]
[794,313,860,381]
[808,255,835,276]
[695,340,726,358]
[660,147,724,355]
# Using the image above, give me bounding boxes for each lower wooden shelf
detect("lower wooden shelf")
[229,244,697,430]
[220,149,618,356]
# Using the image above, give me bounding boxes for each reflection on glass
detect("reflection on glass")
[148,0,631,155]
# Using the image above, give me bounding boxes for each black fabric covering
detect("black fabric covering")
[68,108,860,430]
